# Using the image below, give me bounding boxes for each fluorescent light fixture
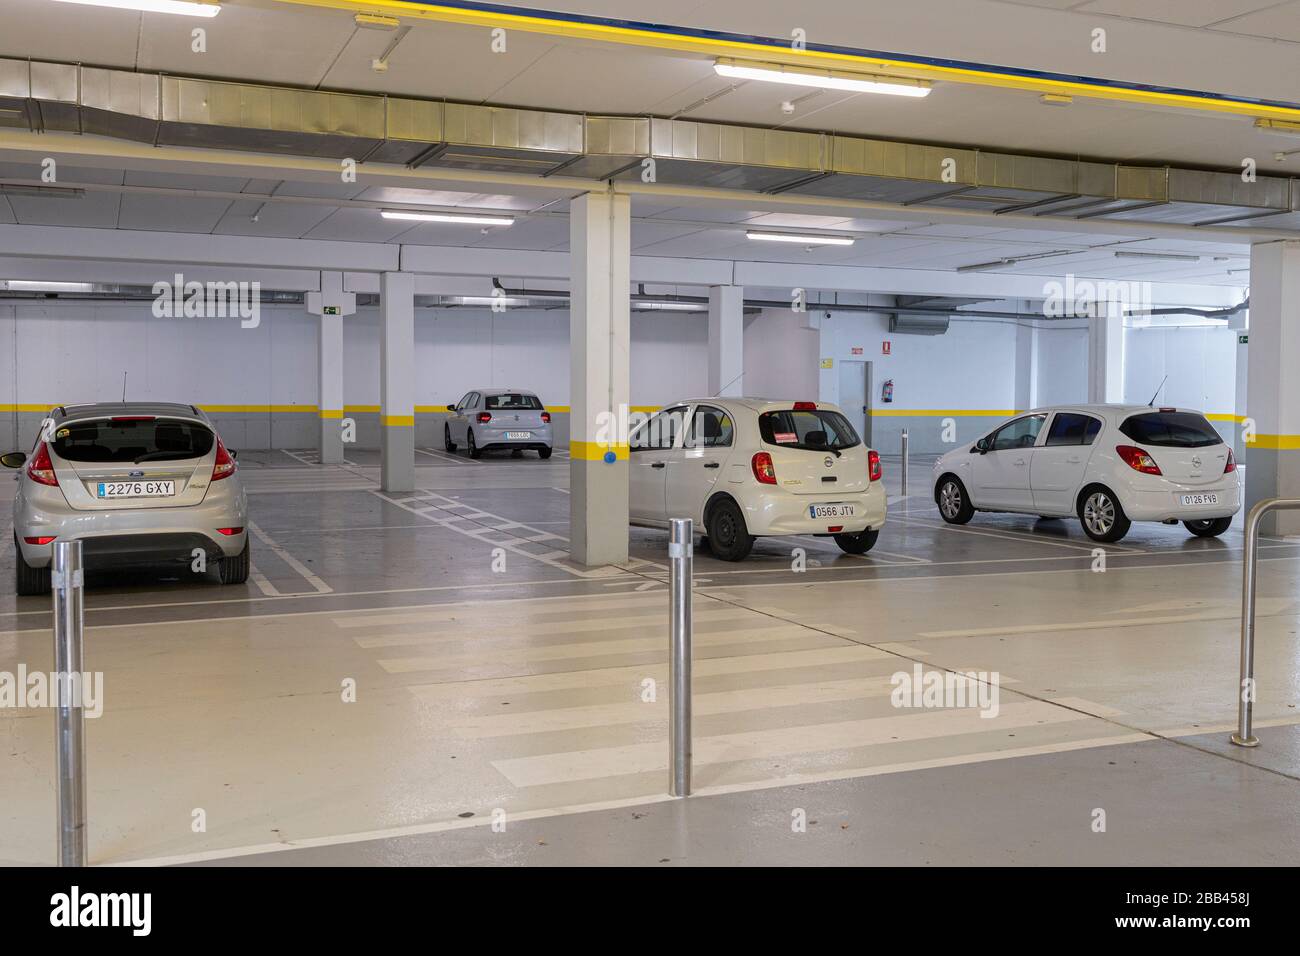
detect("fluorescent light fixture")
[456,296,532,307]
[746,231,855,247]
[636,301,707,311]
[715,60,931,98]
[50,0,221,16]
[1114,251,1200,262]
[957,250,1076,273]
[1,280,94,292]
[381,209,515,226]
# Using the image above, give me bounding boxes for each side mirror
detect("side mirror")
[973,439,989,455]
[0,451,25,468]
[229,449,238,460]
[447,404,457,412]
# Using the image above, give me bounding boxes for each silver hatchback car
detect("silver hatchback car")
[2,402,249,595]
[444,388,554,459]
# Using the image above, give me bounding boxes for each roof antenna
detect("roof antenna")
[121,371,128,403]
[1147,374,1167,407]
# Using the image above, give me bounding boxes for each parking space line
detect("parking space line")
[417,446,482,465]
[895,514,1147,553]
[247,521,333,594]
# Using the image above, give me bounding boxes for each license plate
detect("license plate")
[1181,493,1219,507]
[506,431,532,440]
[809,503,855,519]
[97,480,175,499]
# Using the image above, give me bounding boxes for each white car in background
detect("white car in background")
[931,404,1241,543]
[628,398,887,560]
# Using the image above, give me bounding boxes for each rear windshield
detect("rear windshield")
[759,409,860,451]
[51,418,215,464]
[1119,412,1221,448]
[485,393,542,410]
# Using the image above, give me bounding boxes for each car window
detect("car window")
[988,414,1046,451]
[759,409,860,450]
[1045,413,1102,447]
[686,405,734,449]
[1120,411,1221,448]
[630,405,688,451]
[456,393,473,411]
[51,417,215,464]
[484,393,542,410]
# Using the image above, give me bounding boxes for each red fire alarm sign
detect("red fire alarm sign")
[882,341,892,355]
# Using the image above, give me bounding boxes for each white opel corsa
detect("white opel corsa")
[931,404,1241,543]
[628,398,887,561]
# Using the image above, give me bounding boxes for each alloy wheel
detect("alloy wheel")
[1083,492,1115,537]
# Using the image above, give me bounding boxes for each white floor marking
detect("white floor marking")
[917,608,1277,639]
[247,522,333,594]
[415,446,477,465]
[247,563,280,597]
[551,486,570,494]
[897,514,1147,553]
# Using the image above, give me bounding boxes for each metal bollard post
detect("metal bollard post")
[52,539,87,866]
[1231,497,1300,748]
[668,518,693,797]
[900,429,909,498]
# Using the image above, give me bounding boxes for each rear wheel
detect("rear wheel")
[15,544,51,596]
[219,540,250,585]
[1185,516,1232,538]
[936,476,975,525]
[467,430,482,460]
[1079,487,1131,543]
[444,424,456,453]
[834,529,879,555]
[705,498,753,561]
[538,446,552,459]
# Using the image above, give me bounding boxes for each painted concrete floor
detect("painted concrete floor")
[1,449,1298,866]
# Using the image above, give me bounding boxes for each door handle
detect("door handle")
[704,462,720,469]
[1014,458,1026,466]
[1067,456,1082,464]
[651,462,666,469]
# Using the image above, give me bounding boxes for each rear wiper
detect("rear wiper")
[133,451,194,464]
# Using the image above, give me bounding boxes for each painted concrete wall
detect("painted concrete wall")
[1123,324,1240,448]
[742,308,821,402]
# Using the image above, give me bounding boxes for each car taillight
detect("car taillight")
[217,527,243,536]
[868,449,882,482]
[751,452,777,485]
[1224,448,1236,474]
[1116,444,1162,476]
[26,441,58,486]
[541,411,551,424]
[23,535,56,545]
[792,401,818,411]
[477,412,492,423]
[212,438,236,481]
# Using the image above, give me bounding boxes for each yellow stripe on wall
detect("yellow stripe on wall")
[382,414,416,427]
[570,441,629,461]
[1250,434,1300,450]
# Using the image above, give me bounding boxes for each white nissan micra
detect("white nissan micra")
[931,404,1241,543]
[628,399,887,560]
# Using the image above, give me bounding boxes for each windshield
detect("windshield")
[485,393,542,410]
[759,409,861,451]
[1120,412,1221,448]
[51,418,215,464]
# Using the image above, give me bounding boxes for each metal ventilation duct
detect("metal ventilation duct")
[888,314,952,335]
[0,58,1295,230]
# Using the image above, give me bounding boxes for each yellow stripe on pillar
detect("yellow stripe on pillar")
[319,409,344,419]
[571,441,630,461]
[382,415,415,427]
[1250,434,1300,450]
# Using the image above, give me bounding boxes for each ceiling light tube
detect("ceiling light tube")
[636,301,708,311]
[715,60,931,98]
[746,231,855,246]
[381,209,515,226]
[1,280,94,292]
[456,296,532,307]
[1113,251,1201,262]
[50,0,221,16]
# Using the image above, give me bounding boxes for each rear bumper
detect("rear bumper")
[474,423,553,450]
[12,480,247,568]
[741,483,888,536]
[1115,474,1242,522]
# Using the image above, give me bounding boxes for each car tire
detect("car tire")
[1185,516,1232,538]
[467,430,482,460]
[705,498,753,561]
[219,540,250,585]
[538,446,552,459]
[444,424,456,453]
[15,544,51,596]
[834,529,879,554]
[936,476,975,525]
[1079,486,1132,543]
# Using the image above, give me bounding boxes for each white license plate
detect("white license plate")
[809,503,855,519]
[505,431,532,440]
[97,480,175,499]
[1181,493,1219,507]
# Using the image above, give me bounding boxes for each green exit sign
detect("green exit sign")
[323,306,341,315]
[1238,334,1249,345]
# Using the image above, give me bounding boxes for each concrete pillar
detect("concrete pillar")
[1245,240,1300,534]
[306,271,355,464]
[1014,315,1039,412]
[1087,303,1124,404]
[707,285,744,396]
[569,191,631,566]
[379,271,415,493]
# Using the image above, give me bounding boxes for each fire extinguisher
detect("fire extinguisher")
[882,379,894,404]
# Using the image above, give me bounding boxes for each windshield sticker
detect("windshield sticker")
[774,432,798,443]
